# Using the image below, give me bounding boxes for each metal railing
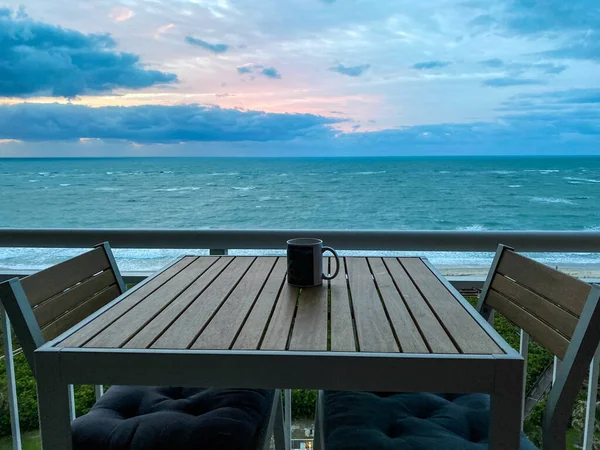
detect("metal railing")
[0,228,599,450]
[0,228,599,251]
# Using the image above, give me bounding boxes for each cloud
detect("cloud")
[329,64,370,77]
[483,77,546,87]
[413,61,451,70]
[509,89,600,105]
[0,103,339,142]
[480,59,567,74]
[154,24,175,39]
[0,8,177,98]
[476,0,600,62]
[540,39,600,62]
[108,6,134,22]
[237,64,282,79]
[185,37,230,54]
[260,67,282,79]
[480,58,504,68]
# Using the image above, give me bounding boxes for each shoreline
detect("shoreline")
[2,263,600,279]
[437,265,600,279]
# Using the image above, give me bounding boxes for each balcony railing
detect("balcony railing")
[0,228,599,450]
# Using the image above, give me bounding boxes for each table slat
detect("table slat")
[401,258,502,354]
[192,258,277,350]
[232,258,287,350]
[346,258,398,353]
[289,283,328,351]
[59,257,197,347]
[152,257,255,349]
[123,257,234,349]
[85,257,218,348]
[329,258,357,352]
[260,283,299,350]
[383,258,458,353]
[369,258,429,353]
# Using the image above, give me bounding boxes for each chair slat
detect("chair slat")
[34,270,117,329]
[491,274,578,338]
[41,284,121,341]
[497,250,591,316]
[487,290,569,359]
[21,247,111,307]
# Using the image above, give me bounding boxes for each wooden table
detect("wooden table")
[35,256,524,449]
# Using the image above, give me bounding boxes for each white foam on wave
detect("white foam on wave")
[154,187,201,192]
[95,187,122,192]
[456,225,486,231]
[530,197,575,205]
[208,172,239,176]
[106,172,114,175]
[28,180,38,183]
[59,184,71,187]
[489,171,516,175]
[352,171,387,175]
[232,186,256,191]
[564,177,600,184]
[1,246,599,272]
[508,185,522,188]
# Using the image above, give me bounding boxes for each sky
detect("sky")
[0,0,599,157]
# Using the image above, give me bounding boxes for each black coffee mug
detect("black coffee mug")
[287,238,340,287]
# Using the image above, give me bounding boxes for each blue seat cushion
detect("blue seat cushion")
[324,391,537,449]
[72,386,273,450]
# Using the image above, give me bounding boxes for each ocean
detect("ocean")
[1,156,599,271]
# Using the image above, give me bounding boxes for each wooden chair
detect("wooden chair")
[317,245,600,450]
[0,242,125,449]
[476,244,600,449]
[0,243,287,450]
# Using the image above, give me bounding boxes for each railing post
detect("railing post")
[519,330,529,430]
[2,311,22,450]
[94,384,104,401]
[285,389,292,449]
[68,385,76,421]
[553,356,561,385]
[209,249,228,256]
[583,345,600,450]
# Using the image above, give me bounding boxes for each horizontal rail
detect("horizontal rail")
[0,229,599,251]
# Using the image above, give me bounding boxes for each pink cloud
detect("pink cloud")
[108,6,134,22]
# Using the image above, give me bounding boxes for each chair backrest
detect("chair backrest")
[0,242,125,374]
[477,244,600,450]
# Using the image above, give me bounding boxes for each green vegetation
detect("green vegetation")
[0,431,40,450]
[0,351,97,439]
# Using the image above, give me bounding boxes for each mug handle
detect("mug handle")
[322,246,340,280]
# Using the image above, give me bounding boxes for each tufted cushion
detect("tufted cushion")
[324,391,537,450]
[72,386,274,450]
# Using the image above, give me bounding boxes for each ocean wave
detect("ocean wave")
[95,187,122,192]
[508,185,522,188]
[106,172,114,175]
[564,177,600,184]
[208,172,239,176]
[489,170,516,175]
[1,247,597,272]
[59,184,71,187]
[352,171,387,175]
[530,197,575,205]
[28,179,38,183]
[456,225,486,231]
[232,186,256,191]
[154,187,201,192]
[524,169,560,174]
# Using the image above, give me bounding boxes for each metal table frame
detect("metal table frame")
[34,256,524,450]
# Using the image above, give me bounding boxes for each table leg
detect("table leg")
[36,351,72,450]
[490,358,524,450]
